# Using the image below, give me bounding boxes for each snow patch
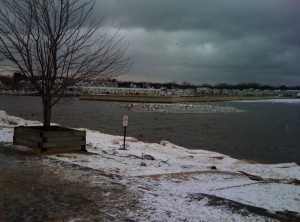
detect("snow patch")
[235,98,300,103]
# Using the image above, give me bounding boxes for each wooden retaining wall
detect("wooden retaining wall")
[13,126,86,153]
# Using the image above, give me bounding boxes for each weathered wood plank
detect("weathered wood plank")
[14,132,44,142]
[41,140,86,148]
[43,130,86,137]
[14,137,40,149]
[14,127,43,135]
[45,136,85,143]
[14,126,85,137]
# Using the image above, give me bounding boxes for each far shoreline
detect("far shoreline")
[79,94,293,103]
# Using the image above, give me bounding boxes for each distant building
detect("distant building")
[71,86,162,96]
[0,81,8,90]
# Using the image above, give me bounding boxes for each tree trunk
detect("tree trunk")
[42,98,52,130]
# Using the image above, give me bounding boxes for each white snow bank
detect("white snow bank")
[78,129,299,180]
[0,110,43,127]
[235,98,300,103]
[0,127,13,142]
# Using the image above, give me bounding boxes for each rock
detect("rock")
[141,153,155,160]
[160,140,170,146]
[210,166,217,170]
[239,171,263,181]
[111,138,120,145]
[126,137,138,142]
[140,162,146,167]
[0,111,7,120]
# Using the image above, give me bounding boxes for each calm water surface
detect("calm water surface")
[1,95,299,164]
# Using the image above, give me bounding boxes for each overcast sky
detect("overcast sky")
[95,1,299,85]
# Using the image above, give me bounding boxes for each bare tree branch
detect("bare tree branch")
[0,0,134,128]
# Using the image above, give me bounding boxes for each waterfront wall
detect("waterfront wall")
[79,94,281,103]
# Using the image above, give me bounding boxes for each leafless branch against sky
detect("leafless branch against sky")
[0,0,134,127]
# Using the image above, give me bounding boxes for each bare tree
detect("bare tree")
[0,0,133,129]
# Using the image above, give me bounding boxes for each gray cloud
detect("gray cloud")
[94,0,300,85]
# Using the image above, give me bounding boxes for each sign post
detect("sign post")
[122,116,128,150]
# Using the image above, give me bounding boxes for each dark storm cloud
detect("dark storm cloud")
[93,0,300,85]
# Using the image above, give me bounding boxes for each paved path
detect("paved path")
[0,143,139,222]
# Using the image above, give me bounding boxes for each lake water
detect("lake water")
[1,95,299,164]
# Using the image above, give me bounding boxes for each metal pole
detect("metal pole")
[123,126,127,150]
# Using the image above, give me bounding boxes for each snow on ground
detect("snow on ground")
[233,98,300,103]
[1,110,299,221]
[127,174,299,221]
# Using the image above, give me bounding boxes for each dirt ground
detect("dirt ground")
[0,143,140,222]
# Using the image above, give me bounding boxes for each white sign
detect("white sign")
[123,116,128,127]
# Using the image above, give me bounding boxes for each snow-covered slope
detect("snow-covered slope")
[1,110,299,221]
